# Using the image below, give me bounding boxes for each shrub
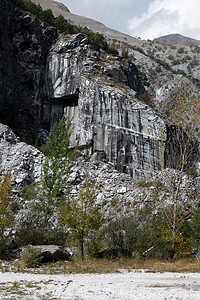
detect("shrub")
[138,92,155,109]
[22,247,43,268]
[108,43,119,56]
[14,227,67,247]
[168,55,173,60]
[177,47,185,54]
[122,47,129,59]
[193,45,200,53]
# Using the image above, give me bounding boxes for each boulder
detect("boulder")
[95,246,122,259]
[190,248,200,258]
[12,245,73,262]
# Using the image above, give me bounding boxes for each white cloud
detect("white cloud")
[127,0,200,40]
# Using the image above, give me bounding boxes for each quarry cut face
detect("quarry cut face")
[46,34,167,180]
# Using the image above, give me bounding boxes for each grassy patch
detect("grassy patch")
[0,257,200,274]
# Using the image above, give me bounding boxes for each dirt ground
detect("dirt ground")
[0,269,200,299]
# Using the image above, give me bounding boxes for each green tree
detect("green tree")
[41,9,54,24]
[131,179,197,258]
[53,15,67,32]
[190,204,200,247]
[24,0,42,18]
[0,172,16,256]
[0,172,14,235]
[18,116,73,245]
[30,116,73,227]
[42,116,73,205]
[104,216,139,257]
[154,88,200,257]
[59,172,104,259]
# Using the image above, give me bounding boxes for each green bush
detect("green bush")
[177,47,185,54]
[22,247,43,268]
[14,227,67,248]
[41,9,54,24]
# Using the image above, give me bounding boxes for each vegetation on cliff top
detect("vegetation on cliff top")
[8,0,118,54]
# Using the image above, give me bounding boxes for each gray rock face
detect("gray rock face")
[54,1,70,13]
[191,248,200,257]
[1,3,194,182]
[0,0,57,143]
[0,123,43,186]
[153,34,199,46]
[12,245,72,262]
[46,34,166,179]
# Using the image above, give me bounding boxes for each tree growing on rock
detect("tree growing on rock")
[58,172,104,259]
[33,116,73,224]
[18,116,74,245]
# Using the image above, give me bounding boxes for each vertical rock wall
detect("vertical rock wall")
[46,34,166,180]
[0,0,57,143]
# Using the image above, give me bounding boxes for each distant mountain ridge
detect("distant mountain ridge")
[153,33,199,46]
[33,0,139,44]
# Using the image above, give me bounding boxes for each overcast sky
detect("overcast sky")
[61,0,200,41]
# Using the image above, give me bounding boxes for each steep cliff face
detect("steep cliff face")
[0,1,168,180]
[0,0,57,143]
[46,34,166,179]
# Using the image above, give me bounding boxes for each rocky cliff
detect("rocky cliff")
[1,0,199,184]
[0,0,57,143]
[46,34,166,180]
[0,0,169,181]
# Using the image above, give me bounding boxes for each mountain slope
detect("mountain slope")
[33,0,140,44]
[153,34,199,46]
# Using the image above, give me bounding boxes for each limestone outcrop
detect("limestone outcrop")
[0,123,43,186]
[0,1,167,180]
[0,0,57,143]
[12,245,73,262]
[46,34,167,179]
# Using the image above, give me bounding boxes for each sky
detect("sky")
[61,0,200,41]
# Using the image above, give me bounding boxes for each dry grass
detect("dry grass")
[1,257,200,274]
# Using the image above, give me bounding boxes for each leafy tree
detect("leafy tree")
[53,15,67,32]
[18,116,73,245]
[190,204,200,247]
[130,179,198,258]
[0,172,14,235]
[177,47,185,54]
[0,172,16,256]
[41,9,54,24]
[104,216,139,257]
[158,88,200,256]
[24,0,42,17]
[42,116,73,205]
[59,172,104,259]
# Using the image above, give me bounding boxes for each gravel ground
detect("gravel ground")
[0,270,200,299]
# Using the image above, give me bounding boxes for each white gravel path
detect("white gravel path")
[0,270,200,299]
